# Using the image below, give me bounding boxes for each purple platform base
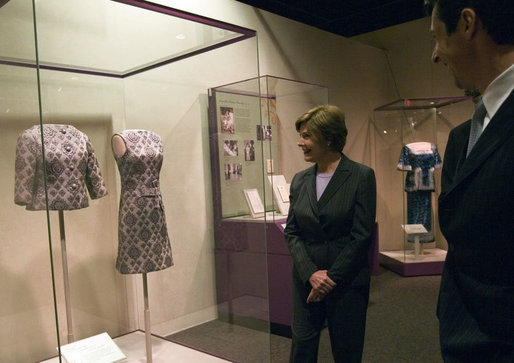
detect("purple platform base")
[214,218,381,336]
[379,250,445,277]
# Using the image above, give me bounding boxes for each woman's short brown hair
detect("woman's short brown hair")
[295,105,348,152]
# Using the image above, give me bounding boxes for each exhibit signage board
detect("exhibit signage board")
[210,86,279,218]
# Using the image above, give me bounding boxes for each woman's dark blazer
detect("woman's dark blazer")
[284,154,376,288]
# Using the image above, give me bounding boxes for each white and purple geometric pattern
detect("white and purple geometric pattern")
[14,124,108,210]
[113,130,173,274]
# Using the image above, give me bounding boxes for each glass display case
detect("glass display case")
[208,75,329,336]
[1,0,262,362]
[372,96,472,276]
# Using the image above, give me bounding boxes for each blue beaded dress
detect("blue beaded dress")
[397,142,442,242]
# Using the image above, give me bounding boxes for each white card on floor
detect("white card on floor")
[60,332,126,363]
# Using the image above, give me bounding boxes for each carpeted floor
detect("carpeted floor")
[167,267,443,362]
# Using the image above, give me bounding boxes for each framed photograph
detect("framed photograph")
[224,163,242,180]
[244,140,255,161]
[220,106,235,134]
[243,188,265,218]
[223,140,238,157]
[256,125,272,140]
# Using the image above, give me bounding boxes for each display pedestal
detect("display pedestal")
[266,219,293,337]
[58,211,75,343]
[142,273,152,363]
[413,235,423,258]
[379,248,446,276]
[215,216,379,337]
[373,97,472,278]
[214,215,292,337]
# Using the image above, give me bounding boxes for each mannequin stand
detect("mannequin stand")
[402,224,428,260]
[58,210,74,343]
[143,273,152,363]
[413,234,424,258]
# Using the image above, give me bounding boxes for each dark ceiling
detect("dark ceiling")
[235,0,428,37]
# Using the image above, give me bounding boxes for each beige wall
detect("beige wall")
[0,0,474,361]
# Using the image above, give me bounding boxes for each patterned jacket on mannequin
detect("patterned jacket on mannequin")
[14,124,108,210]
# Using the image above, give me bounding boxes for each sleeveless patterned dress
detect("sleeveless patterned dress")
[113,130,173,274]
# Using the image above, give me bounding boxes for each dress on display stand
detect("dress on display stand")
[112,129,173,363]
[112,129,173,274]
[14,123,108,343]
[397,142,442,243]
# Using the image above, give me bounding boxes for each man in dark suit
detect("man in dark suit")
[425,0,514,361]
[285,105,376,362]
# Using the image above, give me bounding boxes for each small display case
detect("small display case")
[208,75,328,335]
[373,96,472,276]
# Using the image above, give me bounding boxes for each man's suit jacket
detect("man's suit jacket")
[14,124,108,210]
[284,154,376,288]
[438,90,514,358]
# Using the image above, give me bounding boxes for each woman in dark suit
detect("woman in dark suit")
[285,105,376,362]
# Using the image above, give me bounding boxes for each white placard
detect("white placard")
[266,159,274,174]
[402,224,428,234]
[277,185,290,203]
[267,174,287,186]
[267,175,290,215]
[243,188,265,218]
[60,332,126,363]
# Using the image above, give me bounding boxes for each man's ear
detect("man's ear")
[460,8,479,39]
